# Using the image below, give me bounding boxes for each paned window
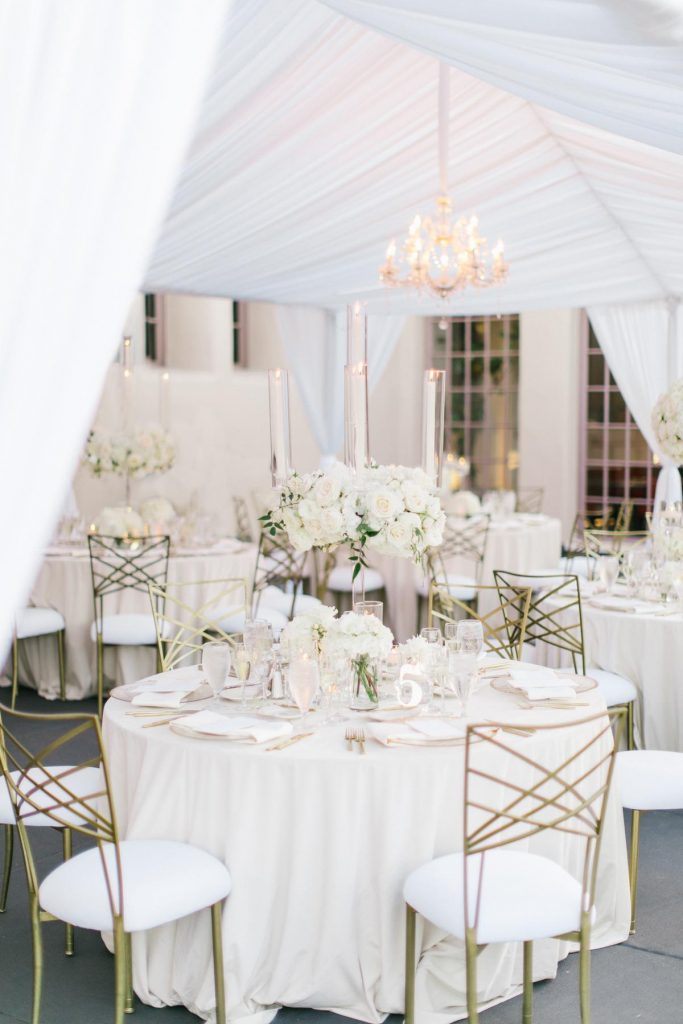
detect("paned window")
[232,301,248,367]
[144,293,165,364]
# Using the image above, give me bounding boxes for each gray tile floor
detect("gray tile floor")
[2,690,683,1024]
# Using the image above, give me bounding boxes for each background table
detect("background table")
[377,514,562,642]
[102,683,629,1024]
[11,541,257,700]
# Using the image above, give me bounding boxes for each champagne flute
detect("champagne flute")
[234,643,252,707]
[449,652,477,717]
[202,641,231,706]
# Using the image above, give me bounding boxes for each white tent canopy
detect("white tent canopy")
[2,0,683,654]
[144,0,683,313]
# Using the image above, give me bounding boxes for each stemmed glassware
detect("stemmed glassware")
[448,651,477,717]
[598,555,620,594]
[455,620,484,658]
[244,618,274,700]
[201,641,232,706]
[233,641,252,708]
[288,657,320,725]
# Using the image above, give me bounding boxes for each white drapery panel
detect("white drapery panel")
[144,0,683,313]
[277,306,405,462]
[587,300,683,507]
[0,0,229,657]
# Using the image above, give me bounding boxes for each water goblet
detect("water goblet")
[288,657,320,725]
[448,652,477,717]
[201,641,231,705]
[420,627,442,644]
[456,620,484,658]
[598,555,619,594]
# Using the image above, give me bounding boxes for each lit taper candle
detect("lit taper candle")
[344,361,369,472]
[268,368,292,487]
[347,301,367,366]
[421,369,446,484]
[121,335,133,432]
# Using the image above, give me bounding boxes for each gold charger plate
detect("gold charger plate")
[490,674,597,696]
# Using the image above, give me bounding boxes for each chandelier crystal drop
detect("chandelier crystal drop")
[379,64,508,301]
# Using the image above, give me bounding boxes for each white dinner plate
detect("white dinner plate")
[490,674,597,696]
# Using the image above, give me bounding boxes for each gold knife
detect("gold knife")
[266,731,314,751]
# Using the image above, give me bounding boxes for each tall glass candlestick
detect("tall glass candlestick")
[159,371,170,430]
[121,335,133,433]
[421,369,446,484]
[344,362,369,472]
[347,301,367,366]
[268,368,292,487]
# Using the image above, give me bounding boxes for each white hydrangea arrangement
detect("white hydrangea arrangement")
[398,634,431,661]
[281,604,338,655]
[83,426,176,479]
[139,497,177,529]
[652,380,683,464]
[93,506,145,539]
[261,460,445,580]
[445,489,481,518]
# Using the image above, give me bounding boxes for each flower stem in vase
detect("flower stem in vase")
[316,548,338,602]
[124,472,132,508]
[352,565,366,606]
[352,654,378,705]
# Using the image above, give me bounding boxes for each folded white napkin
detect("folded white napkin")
[588,595,646,614]
[508,668,577,701]
[128,666,204,695]
[369,719,466,746]
[132,690,191,709]
[173,711,292,743]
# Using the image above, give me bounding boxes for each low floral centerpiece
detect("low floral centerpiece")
[83,425,176,480]
[92,505,145,540]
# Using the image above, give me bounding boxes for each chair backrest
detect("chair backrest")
[252,529,309,618]
[584,529,650,567]
[493,570,585,674]
[516,487,544,514]
[0,704,123,918]
[428,582,531,660]
[88,534,170,628]
[429,514,490,584]
[462,709,625,938]
[232,496,253,543]
[148,577,249,671]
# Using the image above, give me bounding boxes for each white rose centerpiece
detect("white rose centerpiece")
[93,506,144,540]
[652,379,683,464]
[322,610,394,705]
[83,426,176,480]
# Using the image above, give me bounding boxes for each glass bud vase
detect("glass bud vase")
[349,654,380,710]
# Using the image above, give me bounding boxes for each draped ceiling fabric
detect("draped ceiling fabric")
[0,0,229,659]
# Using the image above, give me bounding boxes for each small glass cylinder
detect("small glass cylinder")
[353,600,383,622]
[344,362,369,472]
[349,656,380,709]
[347,301,367,365]
[268,368,292,487]
[159,371,170,430]
[421,369,446,484]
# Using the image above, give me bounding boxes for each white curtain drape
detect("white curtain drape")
[276,306,405,463]
[0,0,230,658]
[587,300,683,508]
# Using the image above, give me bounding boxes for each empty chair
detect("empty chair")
[404,710,625,1024]
[88,534,170,716]
[417,515,490,629]
[0,704,230,1024]
[428,581,532,661]
[617,749,683,934]
[252,530,322,621]
[10,607,67,708]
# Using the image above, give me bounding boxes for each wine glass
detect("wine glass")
[288,657,320,724]
[598,555,619,594]
[233,643,252,707]
[420,627,442,644]
[444,622,459,642]
[456,620,484,658]
[244,618,273,699]
[448,652,477,717]
[201,642,231,705]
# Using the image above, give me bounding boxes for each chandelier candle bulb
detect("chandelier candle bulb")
[347,301,367,365]
[268,368,292,487]
[344,362,369,472]
[421,369,446,484]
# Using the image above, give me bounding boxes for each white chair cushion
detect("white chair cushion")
[0,766,102,827]
[16,607,65,639]
[257,586,323,618]
[617,750,683,811]
[417,573,477,602]
[404,849,587,944]
[217,606,289,637]
[587,667,637,706]
[39,838,232,933]
[90,613,157,646]
[327,566,384,593]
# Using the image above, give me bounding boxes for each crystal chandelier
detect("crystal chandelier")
[379,64,508,301]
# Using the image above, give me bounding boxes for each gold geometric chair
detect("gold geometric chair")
[148,577,249,672]
[0,704,230,1024]
[428,582,532,661]
[404,709,625,1024]
[583,529,650,582]
[232,495,254,543]
[417,515,490,630]
[559,504,635,578]
[88,535,170,717]
[10,607,66,708]
[493,570,637,749]
[516,487,544,514]
[252,529,321,623]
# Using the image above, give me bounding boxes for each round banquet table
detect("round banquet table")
[102,680,629,1024]
[11,541,257,700]
[377,514,562,642]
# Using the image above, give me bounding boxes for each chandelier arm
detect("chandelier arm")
[438,62,450,196]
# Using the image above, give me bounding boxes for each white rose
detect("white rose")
[313,474,341,507]
[366,487,402,522]
[319,506,344,538]
[401,480,427,514]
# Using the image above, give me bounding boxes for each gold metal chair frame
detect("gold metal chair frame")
[253,529,310,620]
[493,570,634,750]
[232,495,254,543]
[428,582,532,661]
[405,709,625,1024]
[10,625,66,710]
[0,703,226,1024]
[583,529,650,580]
[88,534,170,717]
[563,504,634,573]
[149,577,249,672]
[418,515,490,630]
[516,487,544,514]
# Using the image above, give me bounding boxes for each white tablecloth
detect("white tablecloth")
[376,515,562,642]
[102,681,629,1024]
[12,543,257,700]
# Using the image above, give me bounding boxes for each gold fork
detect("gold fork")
[345,727,355,751]
[354,728,366,755]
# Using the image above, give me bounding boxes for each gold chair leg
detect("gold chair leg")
[11,636,19,710]
[629,809,641,935]
[1,824,13,912]
[627,700,635,751]
[522,941,533,1024]
[113,916,127,1024]
[63,829,74,956]
[465,928,479,1023]
[97,636,104,719]
[404,904,416,1024]
[124,932,134,1013]
[57,629,66,701]
[211,902,226,1024]
[579,916,591,1024]
[30,894,43,1024]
